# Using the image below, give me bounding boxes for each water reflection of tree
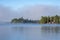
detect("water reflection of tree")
[41,26,60,33]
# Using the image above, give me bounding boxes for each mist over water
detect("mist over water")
[0,24,60,40]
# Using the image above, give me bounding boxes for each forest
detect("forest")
[40,15,60,24]
[11,17,39,23]
[11,15,60,24]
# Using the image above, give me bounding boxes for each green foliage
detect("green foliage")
[40,16,47,24]
[11,15,60,24]
[47,16,50,23]
[54,15,59,23]
[11,18,18,23]
[11,17,38,23]
[40,15,60,24]
[11,17,24,23]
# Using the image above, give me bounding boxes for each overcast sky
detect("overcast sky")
[0,0,60,22]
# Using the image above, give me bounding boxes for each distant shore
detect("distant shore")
[11,15,60,24]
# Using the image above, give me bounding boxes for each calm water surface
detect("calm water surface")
[0,23,60,40]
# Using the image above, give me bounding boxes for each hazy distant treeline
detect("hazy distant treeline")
[11,17,39,23]
[11,15,60,24]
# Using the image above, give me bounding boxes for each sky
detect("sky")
[0,0,60,22]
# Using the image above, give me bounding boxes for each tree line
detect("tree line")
[40,15,60,24]
[11,17,38,23]
[11,15,60,24]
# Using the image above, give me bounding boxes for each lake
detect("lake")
[0,23,60,40]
